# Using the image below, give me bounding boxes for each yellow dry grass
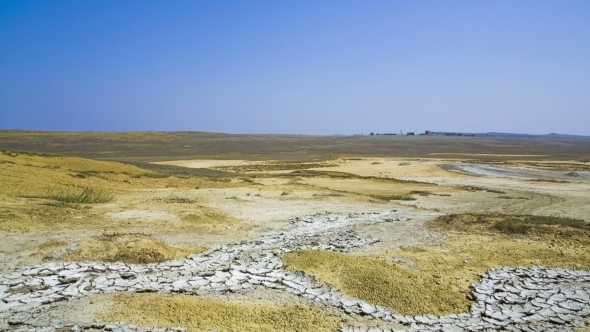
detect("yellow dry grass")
[96,293,346,332]
[0,151,235,199]
[390,232,590,295]
[283,250,469,316]
[182,208,238,225]
[0,150,147,175]
[0,152,244,232]
[284,230,590,316]
[36,234,205,264]
[179,207,251,235]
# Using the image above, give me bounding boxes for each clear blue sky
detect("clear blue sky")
[1,1,589,135]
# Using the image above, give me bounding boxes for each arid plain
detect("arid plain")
[1,131,590,332]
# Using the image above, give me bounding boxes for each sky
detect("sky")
[1,1,589,135]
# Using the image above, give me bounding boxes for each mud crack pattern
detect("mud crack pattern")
[1,211,589,332]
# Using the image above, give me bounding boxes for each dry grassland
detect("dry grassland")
[284,214,590,316]
[0,151,243,233]
[97,293,347,332]
[2,130,589,161]
[283,250,469,316]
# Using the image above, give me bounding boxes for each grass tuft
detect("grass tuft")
[493,219,531,234]
[47,187,114,204]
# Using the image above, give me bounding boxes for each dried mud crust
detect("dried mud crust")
[1,211,589,332]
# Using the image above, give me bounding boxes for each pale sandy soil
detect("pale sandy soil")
[153,159,267,169]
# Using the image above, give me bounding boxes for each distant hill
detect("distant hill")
[431,132,590,139]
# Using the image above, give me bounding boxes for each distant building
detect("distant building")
[425,130,431,135]
[406,132,415,136]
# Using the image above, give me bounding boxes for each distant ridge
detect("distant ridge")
[430,132,590,139]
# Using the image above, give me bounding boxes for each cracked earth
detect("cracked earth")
[2,210,589,332]
[2,152,590,332]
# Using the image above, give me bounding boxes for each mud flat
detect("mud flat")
[442,163,590,182]
[1,149,590,331]
[2,211,590,332]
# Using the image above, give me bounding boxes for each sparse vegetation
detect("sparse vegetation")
[408,190,432,196]
[148,196,194,204]
[132,172,171,179]
[47,186,114,204]
[98,293,346,332]
[39,233,205,264]
[493,219,530,234]
[459,186,487,192]
[430,213,589,237]
[371,194,416,201]
[485,189,506,194]
[527,178,568,183]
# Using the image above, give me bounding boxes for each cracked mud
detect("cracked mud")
[2,211,589,332]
